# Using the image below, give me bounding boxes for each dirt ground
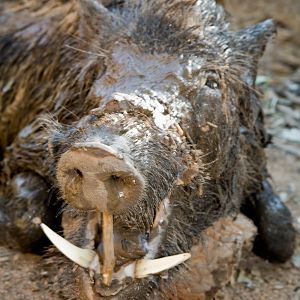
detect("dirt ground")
[0,1,300,300]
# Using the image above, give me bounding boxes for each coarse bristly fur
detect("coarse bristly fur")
[0,0,295,299]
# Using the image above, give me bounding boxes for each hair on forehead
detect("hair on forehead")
[79,0,275,84]
[82,0,229,55]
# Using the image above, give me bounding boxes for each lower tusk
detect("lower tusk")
[113,253,191,281]
[40,223,98,271]
[135,253,191,278]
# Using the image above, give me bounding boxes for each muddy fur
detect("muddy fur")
[0,0,295,299]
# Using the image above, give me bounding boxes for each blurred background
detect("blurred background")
[224,0,300,76]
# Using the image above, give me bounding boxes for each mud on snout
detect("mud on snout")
[42,114,191,298]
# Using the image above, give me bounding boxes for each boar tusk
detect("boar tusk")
[102,211,115,286]
[135,253,191,278]
[113,253,191,281]
[40,223,98,269]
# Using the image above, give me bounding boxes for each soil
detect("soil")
[0,1,300,299]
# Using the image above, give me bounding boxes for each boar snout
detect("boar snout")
[56,142,145,213]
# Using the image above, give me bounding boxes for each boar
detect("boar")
[0,0,295,299]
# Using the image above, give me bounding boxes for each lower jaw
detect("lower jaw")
[41,198,191,297]
[78,269,152,300]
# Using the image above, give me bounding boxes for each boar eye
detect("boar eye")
[205,78,219,89]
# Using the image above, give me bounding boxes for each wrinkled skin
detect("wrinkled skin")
[0,0,296,299]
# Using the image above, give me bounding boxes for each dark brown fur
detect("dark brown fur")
[0,1,295,299]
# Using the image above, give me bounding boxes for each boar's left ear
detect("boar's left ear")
[232,19,277,85]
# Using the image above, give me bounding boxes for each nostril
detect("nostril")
[111,175,120,181]
[75,168,83,178]
[65,168,83,179]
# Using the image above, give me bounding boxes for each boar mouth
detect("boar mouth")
[40,197,191,297]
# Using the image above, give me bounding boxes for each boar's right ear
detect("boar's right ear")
[232,19,277,85]
[77,0,117,38]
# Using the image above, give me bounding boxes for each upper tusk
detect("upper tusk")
[135,253,191,278]
[40,223,98,270]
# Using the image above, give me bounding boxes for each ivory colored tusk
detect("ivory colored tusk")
[135,253,191,278]
[102,211,115,286]
[113,253,191,281]
[40,223,97,269]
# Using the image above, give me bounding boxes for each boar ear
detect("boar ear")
[77,0,117,38]
[235,19,276,59]
[233,19,276,85]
